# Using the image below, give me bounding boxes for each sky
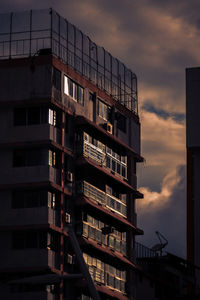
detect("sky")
[1,0,200,258]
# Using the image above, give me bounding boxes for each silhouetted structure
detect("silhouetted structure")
[186,67,200,296]
[135,242,196,300]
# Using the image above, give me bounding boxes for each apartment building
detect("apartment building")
[0,9,143,300]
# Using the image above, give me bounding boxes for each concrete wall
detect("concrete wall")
[0,64,52,102]
[0,107,61,144]
[0,191,59,226]
[0,233,58,270]
[0,288,55,300]
[0,150,60,185]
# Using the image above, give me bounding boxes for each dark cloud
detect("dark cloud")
[142,103,185,123]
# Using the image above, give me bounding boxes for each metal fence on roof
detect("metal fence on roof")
[0,8,138,114]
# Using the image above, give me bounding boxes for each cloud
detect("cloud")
[142,103,185,123]
[140,111,185,173]
[137,164,186,258]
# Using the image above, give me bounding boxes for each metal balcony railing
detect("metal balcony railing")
[80,181,127,218]
[83,141,105,164]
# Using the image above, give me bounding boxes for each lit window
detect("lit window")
[64,75,84,105]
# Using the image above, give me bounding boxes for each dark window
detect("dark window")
[97,99,111,121]
[27,107,40,125]
[12,232,25,249]
[12,231,47,249]
[14,108,26,126]
[12,190,48,209]
[14,107,59,127]
[116,112,126,133]
[13,149,51,168]
[13,150,26,167]
[106,157,111,168]
[53,67,61,91]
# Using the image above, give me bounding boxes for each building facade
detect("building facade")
[186,67,200,295]
[0,9,143,300]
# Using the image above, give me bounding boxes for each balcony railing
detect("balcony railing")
[80,222,126,256]
[83,141,128,180]
[78,181,127,218]
[83,141,105,164]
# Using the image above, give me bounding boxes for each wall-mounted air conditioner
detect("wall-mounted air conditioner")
[104,122,113,134]
[67,253,73,264]
[65,213,71,224]
[66,171,73,182]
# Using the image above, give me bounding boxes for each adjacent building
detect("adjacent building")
[186,67,200,296]
[0,9,144,299]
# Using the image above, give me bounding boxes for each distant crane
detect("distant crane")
[151,231,168,256]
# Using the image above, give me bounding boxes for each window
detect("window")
[14,108,26,126]
[12,231,47,249]
[27,107,40,125]
[116,112,127,133]
[13,149,56,168]
[48,192,56,209]
[53,67,61,91]
[97,99,111,121]
[14,107,58,127]
[12,190,47,209]
[64,75,84,105]
[49,150,57,167]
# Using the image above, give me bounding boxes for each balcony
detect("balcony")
[78,181,127,218]
[83,252,126,295]
[83,141,105,165]
[79,222,126,256]
[82,140,128,180]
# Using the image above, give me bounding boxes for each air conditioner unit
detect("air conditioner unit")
[104,123,113,134]
[101,225,114,235]
[67,254,73,264]
[65,213,71,224]
[66,171,73,182]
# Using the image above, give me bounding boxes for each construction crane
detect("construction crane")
[151,231,168,256]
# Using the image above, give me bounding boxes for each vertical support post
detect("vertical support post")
[59,110,65,300]
[9,12,13,59]
[29,10,32,57]
[103,48,105,90]
[50,8,53,53]
[58,13,60,59]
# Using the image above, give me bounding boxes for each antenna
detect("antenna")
[151,231,168,256]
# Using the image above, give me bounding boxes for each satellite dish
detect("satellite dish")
[151,231,168,255]
[151,243,165,252]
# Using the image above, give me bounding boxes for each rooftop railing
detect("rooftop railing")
[0,9,138,114]
[135,242,158,259]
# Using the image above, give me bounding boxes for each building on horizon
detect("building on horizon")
[186,67,200,296]
[0,8,144,300]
